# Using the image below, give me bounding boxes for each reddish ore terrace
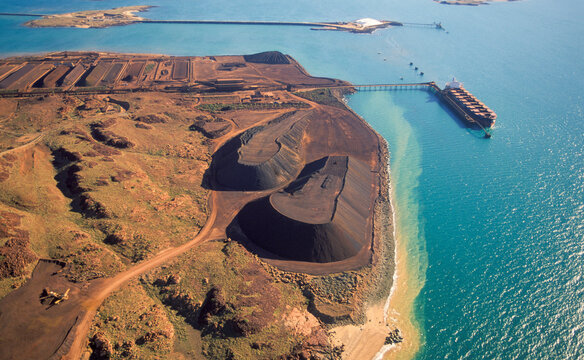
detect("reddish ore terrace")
[0,50,394,360]
[0,51,348,96]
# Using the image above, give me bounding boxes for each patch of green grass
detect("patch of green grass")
[143,63,155,75]
[197,101,309,113]
[293,88,346,108]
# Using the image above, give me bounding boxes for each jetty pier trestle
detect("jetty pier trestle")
[320,81,492,138]
[340,82,436,92]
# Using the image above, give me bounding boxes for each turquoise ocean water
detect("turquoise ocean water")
[1,0,583,358]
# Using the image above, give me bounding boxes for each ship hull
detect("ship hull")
[440,88,496,128]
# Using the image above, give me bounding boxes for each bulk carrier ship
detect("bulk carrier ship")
[440,78,497,129]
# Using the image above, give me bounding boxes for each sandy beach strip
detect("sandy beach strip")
[330,156,424,359]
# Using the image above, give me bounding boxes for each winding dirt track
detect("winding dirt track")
[5,97,382,359]
[61,192,221,360]
[0,133,44,156]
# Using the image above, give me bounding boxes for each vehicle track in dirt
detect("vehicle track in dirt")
[60,191,221,360]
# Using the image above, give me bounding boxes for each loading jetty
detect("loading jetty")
[332,81,495,137]
[0,10,442,34]
[137,18,405,33]
[0,13,46,17]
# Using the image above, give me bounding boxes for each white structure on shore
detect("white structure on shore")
[355,18,383,28]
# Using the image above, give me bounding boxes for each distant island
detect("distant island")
[436,0,521,5]
[24,6,153,28]
[20,6,403,33]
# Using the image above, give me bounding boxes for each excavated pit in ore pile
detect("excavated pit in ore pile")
[234,156,374,264]
[207,110,308,191]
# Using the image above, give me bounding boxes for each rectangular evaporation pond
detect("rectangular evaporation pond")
[99,62,126,86]
[42,65,71,88]
[0,63,35,89]
[6,64,54,90]
[61,64,86,88]
[0,64,16,81]
[122,61,144,80]
[141,61,158,81]
[172,60,188,80]
[84,61,112,87]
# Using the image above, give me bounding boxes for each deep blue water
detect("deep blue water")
[1,0,583,358]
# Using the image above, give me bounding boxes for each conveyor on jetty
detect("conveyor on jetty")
[330,81,493,137]
[0,13,440,32]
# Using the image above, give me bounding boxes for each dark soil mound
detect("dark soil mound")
[134,122,152,130]
[243,51,290,65]
[198,286,228,326]
[90,122,134,149]
[135,114,167,124]
[234,156,374,264]
[190,117,231,138]
[105,97,130,111]
[91,143,121,156]
[207,111,307,191]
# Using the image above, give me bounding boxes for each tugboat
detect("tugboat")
[440,78,497,129]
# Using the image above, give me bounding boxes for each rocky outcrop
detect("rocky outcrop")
[384,329,403,345]
[78,193,109,218]
[0,154,16,182]
[134,122,152,130]
[51,147,112,219]
[198,286,227,326]
[90,121,134,149]
[90,332,113,360]
[155,285,201,326]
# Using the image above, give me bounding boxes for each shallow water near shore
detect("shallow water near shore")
[348,90,428,358]
[1,0,584,358]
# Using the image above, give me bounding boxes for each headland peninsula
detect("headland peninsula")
[0,51,396,359]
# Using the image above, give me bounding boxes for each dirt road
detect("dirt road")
[0,133,44,156]
[59,192,220,360]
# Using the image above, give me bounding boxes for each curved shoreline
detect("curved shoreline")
[378,98,426,360]
[327,97,401,358]
[373,162,400,360]
[337,91,428,360]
